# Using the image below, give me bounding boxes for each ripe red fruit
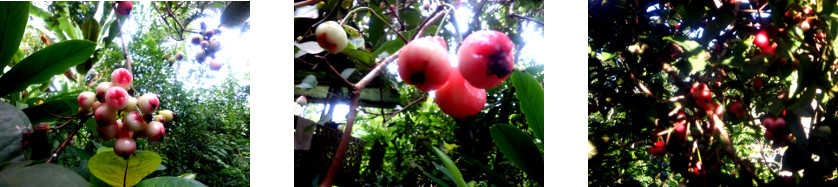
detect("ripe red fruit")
[114,137,136,158]
[116,1,133,17]
[755,31,769,47]
[146,121,165,141]
[124,111,146,132]
[690,82,714,113]
[434,70,486,118]
[397,37,452,92]
[110,68,133,88]
[94,105,117,126]
[753,77,763,90]
[458,30,515,89]
[730,100,746,118]
[648,140,667,156]
[104,87,129,110]
[98,121,119,140]
[191,36,202,45]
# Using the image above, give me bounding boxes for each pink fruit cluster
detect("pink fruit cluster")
[78,68,176,158]
[761,117,789,141]
[396,30,515,118]
[190,22,223,71]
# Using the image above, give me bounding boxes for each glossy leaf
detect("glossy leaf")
[0,40,95,97]
[296,75,318,90]
[22,90,81,124]
[89,151,162,187]
[81,17,100,43]
[0,163,87,186]
[430,147,468,187]
[220,1,250,28]
[511,71,544,140]
[0,2,29,69]
[490,124,543,184]
[0,102,28,162]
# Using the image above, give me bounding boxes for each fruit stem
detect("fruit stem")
[123,158,129,187]
[46,114,92,163]
[340,7,409,43]
[434,3,458,37]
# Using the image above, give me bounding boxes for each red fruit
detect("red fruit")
[138,93,160,114]
[755,31,769,47]
[397,37,452,92]
[124,111,146,132]
[730,100,746,118]
[458,30,515,89]
[110,68,133,88]
[114,137,136,158]
[803,8,811,14]
[78,91,96,109]
[94,105,117,126]
[209,58,222,71]
[654,140,665,147]
[116,1,133,17]
[146,121,165,141]
[753,77,763,90]
[434,70,487,118]
[765,130,775,140]
[104,87,129,110]
[774,118,786,132]
[762,118,775,129]
[97,121,119,140]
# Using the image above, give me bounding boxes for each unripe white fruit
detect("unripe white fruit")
[124,97,138,112]
[114,137,136,158]
[94,105,117,126]
[209,59,222,70]
[95,82,112,102]
[196,51,207,63]
[208,40,221,52]
[159,110,174,122]
[124,111,146,132]
[296,96,307,106]
[315,21,348,53]
[78,91,96,109]
[801,21,811,32]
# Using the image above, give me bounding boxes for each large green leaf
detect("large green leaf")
[0,102,29,162]
[22,90,81,124]
[89,151,163,187]
[0,163,88,187]
[511,71,544,140]
[490,124,543,184]
[81,17,100,43]
[135,176,208,187]
[430,147,468,187]
[0,2,29,68]
[0,40,96,97]
[220,1,250,28]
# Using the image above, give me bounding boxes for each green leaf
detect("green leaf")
[420,169,451,187]
[0,163,87,186]
[341,45,376,66]
[490,124,544,184]
[89,151,162,187]
[81,17,100,43]
[431,147,468,187]
[296,75,318,90]
[22,91,81,124]
[58,16,82,40]
[0,2,29,69]
[0,102,29,162]
[511,71,544,140]
[820,0,836,17]
[177,173,196,180]
[461,157,513,187]
[294,41,325,54]
[340,68,357,79]
[136,176,208,187]
[373,39,405,58]
[220,1,250,28]
[0,40,96,97]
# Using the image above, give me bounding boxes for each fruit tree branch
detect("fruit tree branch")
[383,93,427,123]
[46,114,91,163]
[112,3,133,72]
[294,0,323,8]
[508,13,543,25]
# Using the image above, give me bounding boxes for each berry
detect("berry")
[208,40,221,52]
[92,101,102,111]
[78,91,96,110]
[94,105,117,126]
[315,21,348,53]
[113,137,136,158]
[159,110,174,122]
[730,100,746,118]
[145,121,165,141]
[124,96,138,112]
[423,3,430,10]
[104,87,130,110]
[138,93,160,114]
[98,121,119,140]
[116,1,133,17]
[124,111,146,132]
[753,77,763,90]
[801,21,810,32]
[434,70,486,118]
[203,30,214,38]
[458,30,515,89]
[110,68,133,88]
[35,123,50,132]
[196,51,207,63]
[648,140,667,156]
[397,37,452,92]
[175,53,185,61]
[755,31,769,48]
[191,36,202,45]
[200,41,209,48]
[200,22,207,30]
[690,82,713,112]
[95,82,113,102]
[296,96,308,106]
[209,58,222,70]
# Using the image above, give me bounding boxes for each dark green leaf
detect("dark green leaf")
[0,40,95,97]
[296,75,318,90]
[0,163,87,187]
[511,71,543,140]
[22,91,81,124]
[340,68,357,79]
[81,17,100,43]
[461,157,513,187]
[0,102,29,162]
[0,2,29,69]
[220,1,250,28]
[431,147,468,187]
[490,124,543,184]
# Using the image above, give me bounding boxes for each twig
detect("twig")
[319,57,355,87]
[112,3,133,72]
[51,119,75,131]
[340,7,409,43]
[383,93,427,122]
[294,0,323,8]
[44,110,77,119]
[629,73,664,102]
[509,13,543,25]
[46,115,91,163]
[382,0,405,31]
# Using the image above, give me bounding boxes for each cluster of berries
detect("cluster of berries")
[190,22,223,70]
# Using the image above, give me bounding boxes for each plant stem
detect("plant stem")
[112,3,133,72]
[340,7,409,43]
[46,114,91,163]
[124,158,129,187]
